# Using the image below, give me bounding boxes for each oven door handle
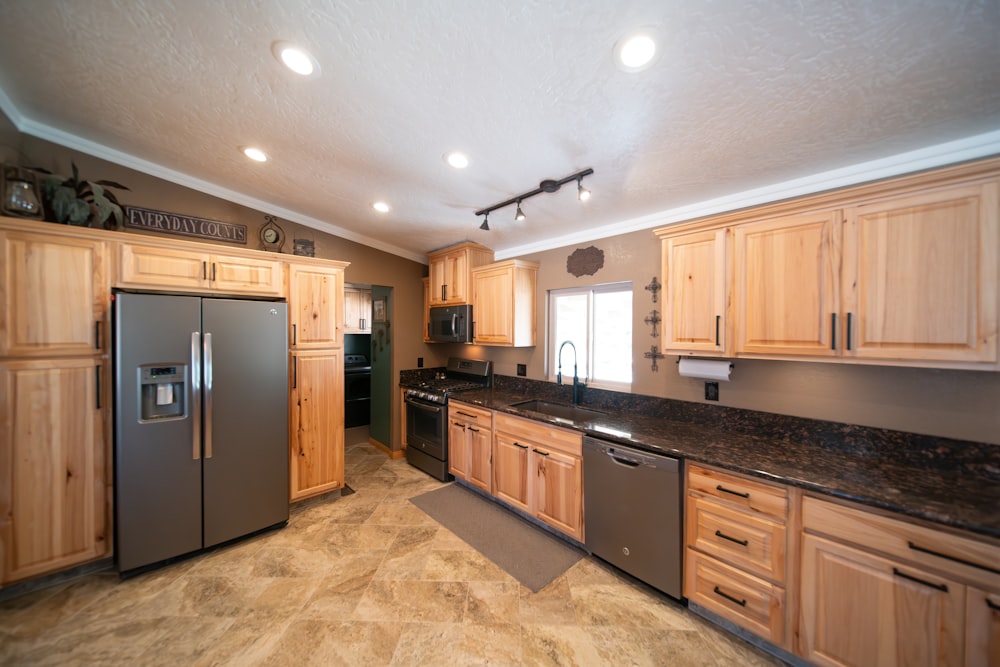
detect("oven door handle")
[405,397,443,414]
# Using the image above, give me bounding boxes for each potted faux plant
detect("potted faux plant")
[32,161,130,229]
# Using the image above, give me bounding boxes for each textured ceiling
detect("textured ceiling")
[0,1,998,263]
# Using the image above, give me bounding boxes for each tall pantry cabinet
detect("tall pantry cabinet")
[0,225,110,583]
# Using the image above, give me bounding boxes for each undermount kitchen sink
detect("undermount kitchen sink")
[508,399,607,423]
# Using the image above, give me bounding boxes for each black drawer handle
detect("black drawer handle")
[892,567,948,593]
[988,598,1000,612]
[456,411,479,419]
[716,484,750,499]
[713,586,747,607]
[715,530,749,547]
[513,442,528,450]
[468,427,479,433]
[533,449,550,456]
[908,541,1000,575]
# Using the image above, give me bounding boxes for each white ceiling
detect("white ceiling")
[0,1,998,264]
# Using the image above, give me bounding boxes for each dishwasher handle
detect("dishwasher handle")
[584,436,678,471]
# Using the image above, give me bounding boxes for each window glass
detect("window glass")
[548,282,632,389]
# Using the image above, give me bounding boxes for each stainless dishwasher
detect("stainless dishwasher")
[583,435,682,599]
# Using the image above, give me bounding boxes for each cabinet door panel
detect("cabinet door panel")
[801,534,965,667]
[118,242,208,290]
[1,359,106,582]
[663,228,727,353]
[289,265,342,349]
[210,255,282,296]
[471,266,512,345]
[843,183,998,362]
[2,233,106,356]
[734,212,841,356]
[289,351,343,501]
[467,426,491,492]
[493,433,529,512]
[966,588,1000,667]
[533,446,583,541]
[448,420,469,480]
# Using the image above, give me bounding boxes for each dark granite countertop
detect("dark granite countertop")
[427,380,1000,542]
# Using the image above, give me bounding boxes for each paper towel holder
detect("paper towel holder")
[676,357,734,382]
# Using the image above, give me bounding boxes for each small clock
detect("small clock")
[259,215,285,252]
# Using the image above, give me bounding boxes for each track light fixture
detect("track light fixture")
[475,167,593,230]
[515,201,526,221]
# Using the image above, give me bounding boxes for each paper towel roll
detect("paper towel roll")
[678,358,732,382]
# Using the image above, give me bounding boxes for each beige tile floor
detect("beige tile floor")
[0,436,782,666]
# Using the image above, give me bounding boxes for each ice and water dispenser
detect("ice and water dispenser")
[138,364,186,421]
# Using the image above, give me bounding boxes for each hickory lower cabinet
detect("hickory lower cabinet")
[447,401,492,492]
[684,463,793,648]
[289,349,344,501]
[492,412,584,542]
[800,495,1000,667]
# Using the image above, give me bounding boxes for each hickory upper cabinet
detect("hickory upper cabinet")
[733,210,842,358]
[471,259,539,347]
[343,286,372,334]
[117,241,283,296]
[427,242,494,306]
[288,262,347,350]
[841,181,998,365]
[660,228,729,355]
[1,228,108,357]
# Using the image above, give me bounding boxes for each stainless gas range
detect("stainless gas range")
[404,357,491,481]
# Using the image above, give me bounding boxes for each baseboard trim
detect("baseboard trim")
[369,437,404,458]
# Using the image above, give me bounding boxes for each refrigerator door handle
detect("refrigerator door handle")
[191,332,202,460]
[204,332,214,459]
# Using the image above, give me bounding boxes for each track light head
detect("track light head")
[515,202,525,221]
[479,212,490,231]
[577,177,591,202]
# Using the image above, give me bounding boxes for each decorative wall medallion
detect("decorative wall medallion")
[566,246,604,277]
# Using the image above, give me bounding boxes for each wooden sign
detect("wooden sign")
[124,206,247,244]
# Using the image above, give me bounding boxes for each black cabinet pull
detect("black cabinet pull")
[469,427,479,433]
[202,260,207,279]
[441,284,447,301]
[292,324,297,346]
[892,567,948,592]
[513,441,529,450]
[846,312,853,351]
[211,262,216,282]
[831,312,837,350]
[532,448,550,457]
[715,530,749,547]
[94,320,101,349]
[716,484,750,499]
[292,357,297,389]
[95,365,101,410]
[713,586,747,607]
[907,541,1000,575]
[456,411,478,419]
[715,315,720,347]
[988,598,1000,612]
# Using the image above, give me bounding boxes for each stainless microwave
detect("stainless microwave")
[428,305,473,343]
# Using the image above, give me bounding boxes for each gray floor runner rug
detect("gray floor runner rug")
[410,483,584,592]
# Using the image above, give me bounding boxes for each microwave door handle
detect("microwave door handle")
[406,398,442,414]
[451,313,458,338]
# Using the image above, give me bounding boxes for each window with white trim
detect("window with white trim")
[548,282,632,390]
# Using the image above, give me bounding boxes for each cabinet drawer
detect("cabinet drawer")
[803,495,1000,590]
[494,412,582,457]
[686,495,786,583]
[685,548,785,644]
[448,401,492,426]
[688,464,788,520]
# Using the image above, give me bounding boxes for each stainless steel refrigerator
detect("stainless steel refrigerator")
[114,292,289,572]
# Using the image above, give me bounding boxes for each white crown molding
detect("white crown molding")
[495,129,1000,260]
[4,105,427,264]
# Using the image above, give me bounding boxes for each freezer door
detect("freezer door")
[201,299,289,547]
[115,293,203,571]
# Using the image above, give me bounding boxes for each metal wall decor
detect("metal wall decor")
[259,214,285,252]
[644,345,666,372]
[644,277,661,303]
[566,245,604,277]
[643,310,661,338]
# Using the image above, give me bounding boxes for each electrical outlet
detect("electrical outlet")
[417,357,424,368]
[705,382,719,401]
[517,364,527,377]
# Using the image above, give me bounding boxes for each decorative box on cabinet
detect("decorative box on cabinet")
[427,241,494,306]
[447,401,493,492]
[471,259,538,347]
[684,463,791,648]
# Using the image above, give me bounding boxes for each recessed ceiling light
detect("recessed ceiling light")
[615,29,659,72]
[271,41,320,77]
[243,147,268,162]
[445,152,469,169]
[372,201,391,213]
